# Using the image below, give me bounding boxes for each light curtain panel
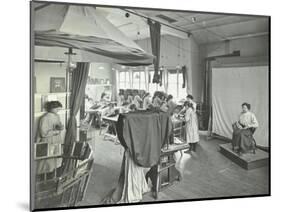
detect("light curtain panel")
[212,66,269,147]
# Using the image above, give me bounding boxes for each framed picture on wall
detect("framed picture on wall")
[50,77,66,93]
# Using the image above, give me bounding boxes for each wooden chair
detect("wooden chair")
[231,124,257,154]
[249,127,257,154]
[34,142,94,208]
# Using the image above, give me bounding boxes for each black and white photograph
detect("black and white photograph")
[30,0,270,211]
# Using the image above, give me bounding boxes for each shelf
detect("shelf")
[35,92,71,96]
[86,84,112,87]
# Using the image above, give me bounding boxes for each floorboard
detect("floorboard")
[79,129,269,206]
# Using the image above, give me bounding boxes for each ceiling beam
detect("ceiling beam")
[225,31,269,40]
[174,14,229,28]
[123,9,191,36]
[190,17,267,33]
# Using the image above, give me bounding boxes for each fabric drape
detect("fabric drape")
[116,111,173,168]
[63,62,90,171]
[212,66,268,147]
[163,68,169,93]
[34,3,154,66]
[144,67,149,91]
[182,65,186,88]
[148,19,161,85]
[203,60,213,132]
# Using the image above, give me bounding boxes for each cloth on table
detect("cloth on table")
[102,149,150,204]
[103,110,173,203]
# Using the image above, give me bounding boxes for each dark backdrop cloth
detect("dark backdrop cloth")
[63,62,89,171]
[117,111,172,168]
[148,19,161,84]
[182,65,186,88]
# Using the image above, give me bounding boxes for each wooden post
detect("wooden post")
[64,48,76,128]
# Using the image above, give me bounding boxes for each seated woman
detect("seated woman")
[103,103,116,117]
[100,92,110,102]
[133,95,143,109]
[142,92,152,110]
[232,102,259,154]
[117,90,125,106]
[152,92,162,108]
[128,103,137,112]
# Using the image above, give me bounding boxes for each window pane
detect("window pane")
[119,72,126,82]
[119,82,125,89]
[132,72,140,89]
[140,71,146,90]
[168,72,178,97]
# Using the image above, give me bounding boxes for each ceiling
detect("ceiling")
[97,7,269,44]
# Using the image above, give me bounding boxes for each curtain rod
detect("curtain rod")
[121,9,191,37]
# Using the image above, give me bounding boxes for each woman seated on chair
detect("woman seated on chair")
[232,102,259,154]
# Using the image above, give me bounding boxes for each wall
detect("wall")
[189,36,201,101]
[88,63,113,82]
[34,62,67,94]
[88,63,117,100]
[201,35,269,58]
[135,34,190,68]
[196,35,269,102]
[135,35,201,98]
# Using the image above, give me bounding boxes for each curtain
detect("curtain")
[163,68,168,93]
[63,62,90,171]
[147,19,161,85]
[212,66,269,147]
[144,66,149,91]
[182,65,186,88]
[203,59,213,132]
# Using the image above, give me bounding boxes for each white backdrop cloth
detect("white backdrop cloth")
[212,66,269,147]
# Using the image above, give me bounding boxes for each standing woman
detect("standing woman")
[36,101,64,177]
[184,102,200,153]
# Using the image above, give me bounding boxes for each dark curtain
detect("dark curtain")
[203,59,213,132]
[148,19,161,85]
[182,65,186,88]
[63,62,90,171]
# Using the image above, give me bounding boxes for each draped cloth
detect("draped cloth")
[182,65,186,89]
[33,3,154,66]
[232,124,255,153]
[117,111,173,167]
[101,149,150,204]
[102,111,173,204]
[148,19,161,84]
[63,62,89,172]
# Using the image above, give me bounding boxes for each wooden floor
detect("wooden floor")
[79,129,269,206]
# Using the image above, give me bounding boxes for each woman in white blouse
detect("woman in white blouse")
[232,102,259,154]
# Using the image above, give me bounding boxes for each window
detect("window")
[168,72,178,98]
[132,72,140,89]
[119,71,130,89]
[140,71,146,90]
[118,69,187,99]
[167,70,186,100]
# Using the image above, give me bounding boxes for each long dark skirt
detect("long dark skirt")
[232,124,255,153]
